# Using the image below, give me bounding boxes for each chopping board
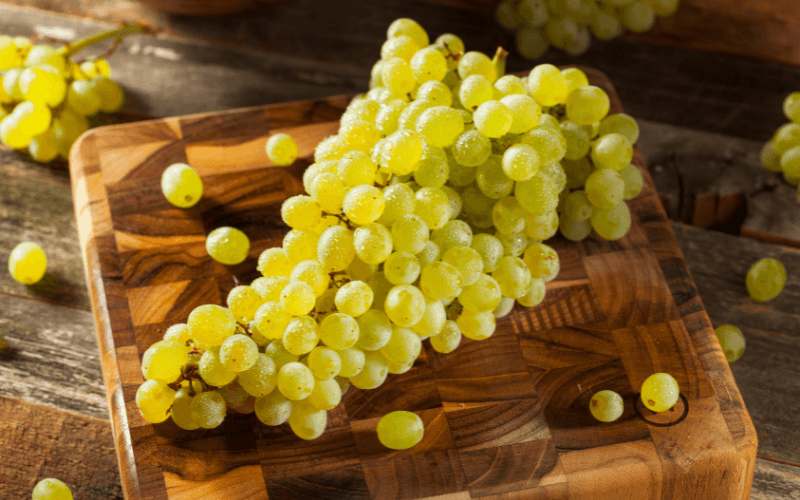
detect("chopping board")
[69,67,757,500]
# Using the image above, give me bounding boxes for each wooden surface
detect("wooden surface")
[67,66,756,499]
[1,0,800,498]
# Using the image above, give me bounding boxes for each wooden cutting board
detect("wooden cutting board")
[69,67,756,500]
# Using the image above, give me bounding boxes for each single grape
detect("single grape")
[32,478,73,500]
[377,411,425,450]
[220,334,259,372]
[190,391,227,429]
[590,390,624,422]
[161,163,203,208]
[745,257,786,302]
[8,241,47,284]
[715,324,745,363]
[266,133,298,166]
[640,373,680,413]
[255,391,293,426]
[238,353,278,397]
[206,226,250,265]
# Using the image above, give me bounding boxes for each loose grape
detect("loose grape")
[266,133,298,166]
[715,324,746,363]
[377,410,425,450]
[640,373,680,413]
[206,227,250,265]
[590,390,624,422]
[32,478,73,500]
[746,258,786,302]
[8,241,47,284]
[161,163,203,208]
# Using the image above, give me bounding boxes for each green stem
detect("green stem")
[57,24,148,58]
[492,46,508,80]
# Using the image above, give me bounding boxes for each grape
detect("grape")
[746,257,786,302]
[783,92,800,124]
[340,119,379,151]
[619,163,644,200]
[136,380,175,424]
[420,262,462,301]
[416,80,452,106]
[562,67,589,94]
[434,33,465,61]
[161,163,203,208]
[238,353,278,397]
[32,478,73,500]
[566,85,610,125]
[255,391,293,426]
[772,123,800,156]
[563,191,592,221]
[14,100,51,137]
[528,64,568,106]
[473,100,513,138]
[382,129,424,175]
[715,324,745,363]
[320,312,360,350]
[377,411,425,450]
[591,133,633,171]
[476,155,515,199]
[516,25,549,60]
[350,350,390,389]
[367,272,394,311]
[415,105,464,147]
[380,325,422,364]
[25,45,66,73]
[517,278,546,307]
[290,259,330,297]
[621,2,656,32]
[266,133,298,166]
[8,241,47,284]
[598,113,640,144]
[318,225,356,272]
[496,230,528,257]
[375,99,407,136]
[220,334,259,372]
[392,214,430,254]
[452,129,492,166]
[492,197,528,235]
[388,18,429,49]
[503,144,540,181]
[525,209,559,241]
[492,256,533,298]
[458,51,496,82]
[277,361,315,400]
[410,47,447,83]
[590,390,624,422]
[310,171,347,214]
[382,57,415,95]
[253,301,292,340]
[188,304,236,347]
[338,151,377,187]
[307,346,342,380]
[171,385,200,430]
[493,296,516,318]
[199,347,237,387]
[520,128,566,165]
[21,65,66,107]
[414,156,449,188]
[470,234,504,273]
[459,273,502,312]
[379,183,416,227]
[90,76,124,113]
[315,135,348,162]
[385,284,427,326]
[257,247,293,278]
[640,373,680,413]
[264,340,299,369]
[780,146,800,178]
[206,226,250,265]
[416,240,441,269]
[335,280,374,317]
[500,94,541,134]
[459,74,494,110]
[523,243,560,281]
[283,315,320,355]
[348,254,378,281]
[515,173,558,215]
[190,391,226,429]
[431,219,473,253]
[591,201,632,240]
[163,323,192,346]
[411,295,447,337]
[338,347,366,377]
[0,36,23,71]
[283,229,319,264]
[457,308,496,341]
[219,381,249,408]
[356,309,394,351]
[384,251,421,285]
[585,169,625,208]
[430,320,462,353]
[308,378,342,411]
[141,340,187,382]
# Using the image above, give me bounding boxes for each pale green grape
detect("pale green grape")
[502,144,540,181]
[90,76,124,113]
[746,258,786,302]
[564,191,592,221]
[416,105,464,148]
[565,85,610,125]
[64,78,100,115]
[430,320,462,353]
[759,140,781,172]
[141,340,187,382]
[471,234,504,273]
[598,113,639,144]
[379,183,416,226]
[619,163,644,200]
[315,135,348,162]
[560,121,590,160]
[420,262,462,301]
[265,133,298,166]
[500,94,541,134]
[282,315,320,355]
[188,391,225,429]
[476,154,514,199]
[416,240,441,268]
[220,334,259,373]
[320,312,360,350]
[307,346,342,380]
[337,151,377,187]
[264,340,300,369]
[161,163,203,208]
[431,219,473,254]
[524,209,559,241]
[283,229,319,264]
[349,350,389,389]
[343,185,385,225]
[310,171,347,214]
[411,295,447,337]
[783,92,800,124]
[590,390,624,422]
[376,99,407,136]
[25,44,66,73]
[516,25,549,60]
[199,346,237,387]
[591,133,633,171]
[492,255,532,299]
[335,280,374,317]
[32,478,73,500]
[384,251,421,285]
[496,231,528,257]
[527,64,568,106]
[585,169,625,208]
[2,67,24,101]
[414,157,449,188]
[253,301,292,340]
[473,100,513,138]
[773,123,800,155]
[457,308,496,340]
[277,361,315,400]
[452,129,492,167]
[308,378,342,411]
[188,304,236,347]
[170,385,199,430]
[206,226,250,265]
[382,34,421,61]
[281,196,322,231]
[449,158,479,187]
[287,399,328,440]
[434,33,465,65]
[388,18,429,48]
[458,51,496,82]
[459,74,494,110]
[410,46,447,83]
[340,119,379,151]
[352,223,392,266]
[238,353,278,397]
[219,381,249,408]
[377,410,425,450]
[382,56,416,95]
[163,323,192,346]
[290,259,330,297]
[417,80,452,106]
[356,309,394,351]
[493,75,527,98]
[622,2,656,32]
[8,241,47,285]
[715,324,745,363]
[318,225,356,273]
[641,373,680,413]
[515,173,558,215]
[257,247,293,278]
[398,99,435,131]
[493,296,516,317]
[492,197,527,235]
[780,146,800,178]
[539,161,567,193]
[255,391,293,426]
[591,201,632,240]
[367,272,394,312]
[517,278,546,307]
[442,246,484,286]
[562,67,589,94]
[523,243,560,281]
[136,379,176,422]
[338,346,366,377]
[226,285,263,323]
[20,65,66,107]
[458,273,502,312]
[520,128,566,165]
[0,113,32,150]
[380,325,422,364]
[382,129,424,175]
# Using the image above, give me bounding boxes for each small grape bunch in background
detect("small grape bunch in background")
[0,24,146,162]
[495,0,680,60]
[761,92,800,196]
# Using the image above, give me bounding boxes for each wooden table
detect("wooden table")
[0,1,798,498]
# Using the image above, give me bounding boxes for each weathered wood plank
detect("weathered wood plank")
[0,395,121,500]
[752,459,800,500]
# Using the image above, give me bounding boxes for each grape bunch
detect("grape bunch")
[0,25,143,162]
[137,17,643,443]
[495,0,680,59]
[760,92,800,195]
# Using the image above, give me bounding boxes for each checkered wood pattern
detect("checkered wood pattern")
[70,67,756,500]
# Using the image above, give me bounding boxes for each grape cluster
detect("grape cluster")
[137,17,644,443]
[495,0,680,59]
[0,26,140,162]
[760,92,800,195]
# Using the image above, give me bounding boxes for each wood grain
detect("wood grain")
[66,66,756,499]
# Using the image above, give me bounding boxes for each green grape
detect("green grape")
[416,240,441,268]
[314,288,338,322]
[760,141,782,173]
[473,100,513,138]
[452,129,492,166]
[413,157,449,189]
[457,308,496,340]
[397,99,434,131]
[307,346,342,380]
[459,74,493,110]
[382,129,424,175]
[560,121,590,161]
[496,230,527,257]
[319,312,360,350]
[51,108,88,157]
[206,226,250,265]
[32,478,74,500]
[640,373,680,413]
[163,323,192,346]
[493,296,516,317]
[448,160,478,189]
[385,284,427,326]
[562,67,589,94]
[290,259,330,297]
[430,320,462,353]
[416,106,464,149]
[458,51,496,82]
[494,74,528,98]
[442,246,483,287]
[277,361,315,400]
[416,80,452,107]
[266,133,298,166]
[199,346,237,387]
[8,241,47,285]
[375,99,407,136]
[318,225,356,273]
[343,185,385,225]
[356,309,394,350]
[237,353,278,397]
[335,280,374,317]
[384,251,421,285]
[352,223,392,265]
[315,135,348,162]
[492,197,527,235]
[379,183,416,226]
[591,201,632,240]
[539,161,566,193]
[283,315,320,355]
[523,243,560,282]
[564,191,592,221]
[141,340,187,382]
[377,410,425,450]
[559,213,590,241]
[598,113,639,144]
[64,78,100,115]
[349,350,390,389]
[410,46,447,83]
[619,163,644,200]
[382,35,421,62]
[515,173,558,215]
[340,119,379,151]
[283,229,318,264]
[650,0,679,15]
[471,234,504,273]
[434,33,464,62]
[515,25,549,60]
[188,304,236,347]
[492,255,532,299]
[264,340,300,370]
[309,171,347,215]
[14,100,51,137]
[502,144,539,181]
[517,277,546,307]
[585,169,624,208]
[337,151,376,187]
[591,9,623,39]
[783,92,800,124]
[170,385,200,430]
[20,65,66,107]
[220,334,259,373]
[462,185,494,222]
[528,64,568,107]
[565,85,610,125]
[0,36,23,71]
[780,145,800,178]
[380,325,422,364]
[746,257,786,302]
[476,154,514,199]
[189,391,226,429]
[715,324,746,363]
[499,94,541,134]
[367,272,394,312]
[496,0,524,29]
[431,219,473,253]
[591,133,633,171]
[136,379,176,423]
[772,123,800,156]
[621,2,656,32]
[545,15,580,50]
[391,214,430,254]
[255,247,291,278]
[338,346,366,377]
[590,390,624,422]
[382,56,415,95]
[520,128,566,165]
[420,262,462,301]
[90,76,124,112]
[524,209,559,241]
[458,273,502,312]
[219,380,250,408]
[411,295,447,337]
[25,44,66,73]
[161,163,203,208]
[253,301,292,340]
[348,254,378,281]
[307,378,342,411]
[255,391,293,426]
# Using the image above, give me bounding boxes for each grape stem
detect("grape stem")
[57,24,149,58]
[492,46,508,79]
